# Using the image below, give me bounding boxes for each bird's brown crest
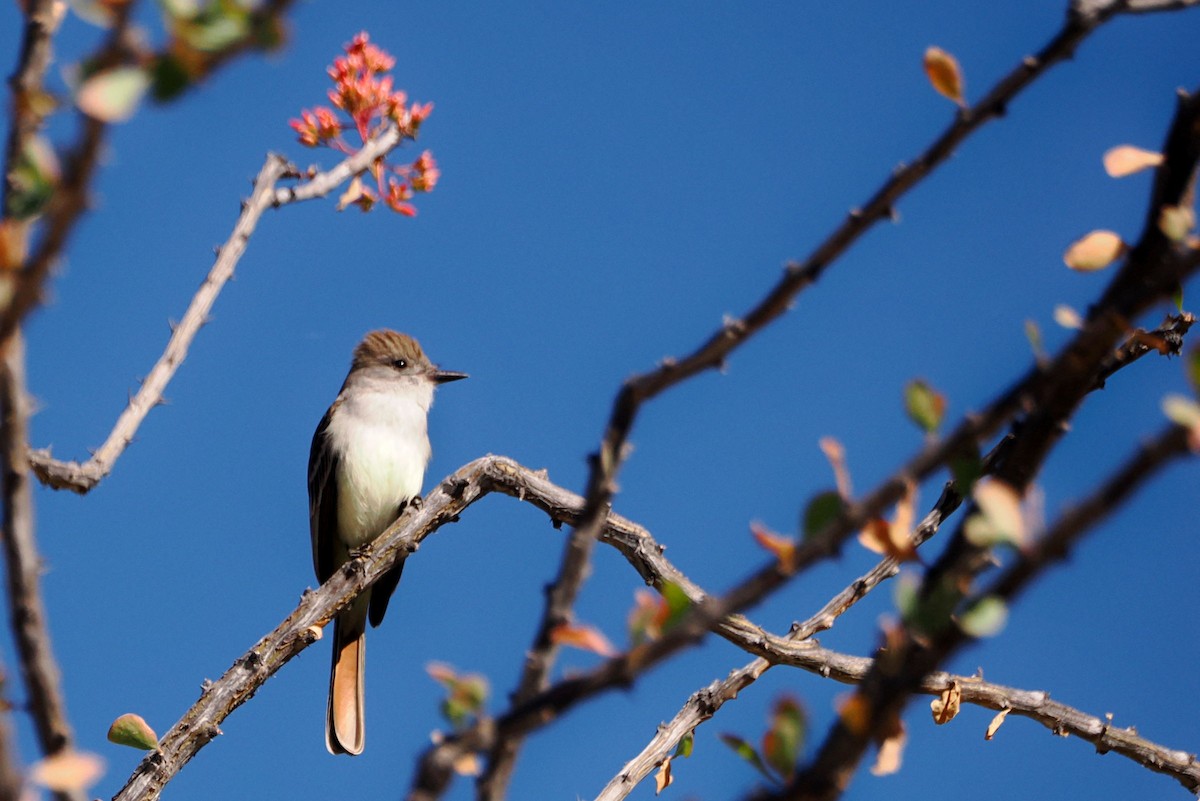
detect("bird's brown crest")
[350,330,429,371]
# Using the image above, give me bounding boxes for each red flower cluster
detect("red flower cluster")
[290,32,437,215]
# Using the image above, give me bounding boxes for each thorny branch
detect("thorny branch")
[485,8,1197,789]
[28,123,412,493]
[0,333,83,801]
[755,82,1200,801]
[753,422,1196,801]
[561,0,1187,610]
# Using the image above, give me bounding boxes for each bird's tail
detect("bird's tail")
[326,597,367,755]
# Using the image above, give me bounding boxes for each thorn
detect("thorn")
[721,315,746,336]
[167,318,177,333]
[886,206,901,223]
[552,518,563,530]
[1022,55,1038,69]
[892,161,908,177]
[848,207,863,219]
[658,355,677,370]
[213,245,222,256]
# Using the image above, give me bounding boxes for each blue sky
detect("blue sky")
[1,2,1198,799]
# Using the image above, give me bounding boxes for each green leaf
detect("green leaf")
[904,379,946,434]
[903,575,961,637]
[6,137,58,219]
[158,0,200,19]
[428,663,489,730]
[107,713,158,750]
[1172,285,1184,313]
[719,733,775,783]
[674,731,693,758]
[958,595,1009,638]
[963,479,1025,548]
[150,54,191,102]
[250,13,287,51]
[762,696,806,781]
[1187,349,1200,396]
[659,581,691,632]
[949,441,983,494]
[76,67,150,123]
[1024,319,1044,360]
[802,490,845,541]
[180,2,250,52]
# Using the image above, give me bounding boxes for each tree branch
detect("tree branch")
[406,309,1191,798]
[759,421,1195,801]
[561,0,1176,622]
[28,124,414,494]
[0,332,82,801]
[594,633,1200,800]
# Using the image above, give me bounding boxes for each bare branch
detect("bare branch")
[0,681,23,801]
[0,333,82,801]
[755,80,1200,801]
[759,422,1195,801]
[408,306,1193,798]
[28,124,417,494]
[477,501,596,798]
[594,634,1200,800]
[563,0,1179,610]
[2,0,58,211]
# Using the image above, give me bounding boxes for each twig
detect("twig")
[408,304,1192,797]
[0,333,82,801]
[756,77,1200,801]
[28,125,412,494]
[476,504,596,798]
[0,2,298,349]
[0,666,23,801]
[2,0,58,211]
[561,0,1172,619]
[756,422,1195,801]
[593,632,1200,800]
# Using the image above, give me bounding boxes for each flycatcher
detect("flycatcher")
[307,329,466,755]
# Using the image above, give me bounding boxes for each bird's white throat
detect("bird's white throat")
[326,374,435,547]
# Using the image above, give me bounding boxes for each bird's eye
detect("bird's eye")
[392,358,408,370]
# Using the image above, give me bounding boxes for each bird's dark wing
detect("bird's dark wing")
[308,404,341,584]
[368,555,405,628]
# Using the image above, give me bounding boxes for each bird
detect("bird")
[307,329,466,755]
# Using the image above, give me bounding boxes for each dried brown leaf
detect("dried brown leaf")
[870,718,907,777]
[549,622,618,657]
[30,751,104,792]
[1102,145,1163,178]
[1064,230,1126,272]
[1053,304,1083,330]
[985,708,1010,740]
[923,46,965,106]
[819,436,853,498]
[655,757,673,794]
[930,682,961,725]
[751,521,797,573]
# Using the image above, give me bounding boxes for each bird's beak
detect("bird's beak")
[433,369,468,384]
